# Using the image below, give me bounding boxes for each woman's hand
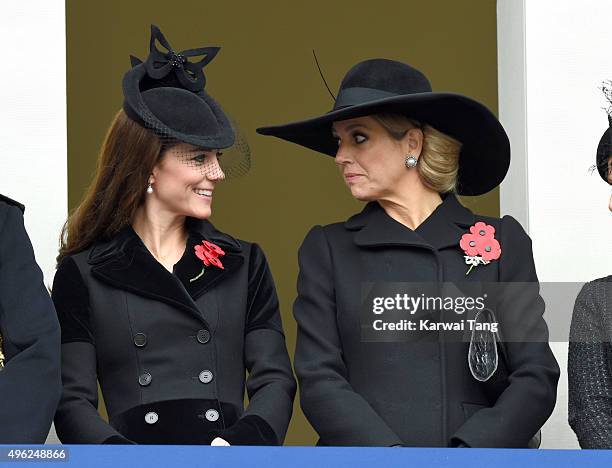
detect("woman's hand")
[210,437,230,446]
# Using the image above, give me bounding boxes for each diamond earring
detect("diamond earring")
[405,155,418,168]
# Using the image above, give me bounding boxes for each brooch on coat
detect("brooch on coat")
[468,307,500,382]
[190,240,226,282]
[459,222,501,275]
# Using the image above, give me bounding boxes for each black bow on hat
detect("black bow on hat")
[122,25,235,150]
[143,25,219,92]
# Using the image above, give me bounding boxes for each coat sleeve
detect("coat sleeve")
[450,215,560,447]
[568,280,612,448]
[0,204,61,444]
[214,243,296,445]
[293,226,404,446]
[52,256,134,444]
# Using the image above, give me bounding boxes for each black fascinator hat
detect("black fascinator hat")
[595,81,612,183]
[122,25,235,150]
[257,58,510,196]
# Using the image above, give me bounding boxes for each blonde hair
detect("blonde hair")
[373,113,462,193]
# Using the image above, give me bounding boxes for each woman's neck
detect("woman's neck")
[132,204,188,271]
[377,186,443,230]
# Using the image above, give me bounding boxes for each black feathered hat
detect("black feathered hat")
[596,127,611,183]
[257,58,510,196]
[122,25,235,150]
[596,81,612,183]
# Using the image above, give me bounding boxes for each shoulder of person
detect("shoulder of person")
[301,221,345,239]
[0,195,27,243]
[578,276,612,303]
[187,218,243,252]
[571,278,612,334]
[472,213,530,242]
[207,227,251,255]
[195,220,280,264]
[55,250,90,282]
[57,242,98,281]
[592,275,612,284]
[472,213,501,227]
[0,194,25,214]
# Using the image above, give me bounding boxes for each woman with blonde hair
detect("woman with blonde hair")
[258,58,559,447]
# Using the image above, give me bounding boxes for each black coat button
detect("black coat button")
[197,329,211,344]
[134,333,147,347]
[138,372,152,386]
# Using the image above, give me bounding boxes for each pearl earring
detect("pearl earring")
[146,179,153,194]
[405,155,418,168]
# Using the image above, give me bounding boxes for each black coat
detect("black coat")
[0,195,61,443]
[52,218,296,445]
[293,193,559,447]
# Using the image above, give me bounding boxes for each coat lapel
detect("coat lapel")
[346,202,432,249]
[88,219,244,322]
[345,193,475,251]
[415,193,475,250]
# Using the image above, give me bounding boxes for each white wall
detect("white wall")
[0,0,67,285]
[497,0,529,231]
[0,0,66,444]
[498,0,612,449]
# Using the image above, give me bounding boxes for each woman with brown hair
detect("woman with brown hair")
[51,25,295,445]
[258,58,559,447]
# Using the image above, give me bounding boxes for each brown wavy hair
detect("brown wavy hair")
[57,110,163,264]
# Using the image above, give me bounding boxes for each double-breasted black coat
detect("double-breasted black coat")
[52,218,296,445]
[293,193,559,448]
[0,195,61,443]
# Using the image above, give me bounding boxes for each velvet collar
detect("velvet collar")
[87,218,244,323]
[344,192,477,251]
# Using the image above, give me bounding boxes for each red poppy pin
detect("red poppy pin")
[459,222,501,275]
[190,240,226,282]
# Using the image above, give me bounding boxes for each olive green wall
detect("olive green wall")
[67,0,499,445]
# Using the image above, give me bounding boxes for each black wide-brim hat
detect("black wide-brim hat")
[257,59,510,196]
[122,25,235,150]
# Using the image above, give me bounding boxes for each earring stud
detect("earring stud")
[405,155,418,168]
